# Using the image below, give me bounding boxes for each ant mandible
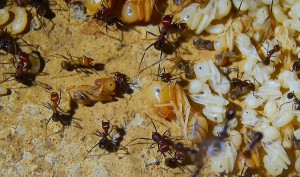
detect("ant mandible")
[93,1,124,34]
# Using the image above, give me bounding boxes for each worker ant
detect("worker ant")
[87,116,128,158]
[44,90,82,137]
[51,52,104,77]
[257,42,281,69]
[127,115,174,161]
[138,15,185,75]
[193,38,214,51]
[156,67,178,86]
[164,143,195,172]
[93,0,124,34]
[111,71,134,96]
[167,53,195,79]
[279,92,300,111]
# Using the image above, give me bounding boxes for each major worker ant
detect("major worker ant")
[93,0,124,34]
[87,116,128,158]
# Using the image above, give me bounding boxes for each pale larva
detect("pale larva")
[187,79,210,94]
[214,21,234,51]
[11,7,28,34]
[264,100,278,119]
[241,109,269,127]
[235,33,261,63]
[0,9,9,26]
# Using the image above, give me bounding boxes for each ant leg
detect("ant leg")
[145,31,159,39]
[158,50,163,73]
[278,100,294,110]
[87,142,100,153]
[237,0,244,14]
[138,43,155,74]
[148,143,157,149]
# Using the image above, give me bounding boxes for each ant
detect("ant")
[111,71,134,96]
[127,115,174,160]
[227,70,260,100]
[193,38,214,51]
[156,67,178,86]
[291,52,300,72]
[16,0,55,33]
[279,91,300,110]
[93,0,124,34]
[139,15,185,74]
[243,132,263,158]
[167,53,196,79]
[218,109,235,140]
[258,42,281,68]
[44,90,77,137]
[87,116,128,157]
[52,52,104,77]
[164,143,195,172]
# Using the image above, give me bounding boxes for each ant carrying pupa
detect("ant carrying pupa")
[86,113,128,159]
[44,89,82,138]
[16,0,56,35]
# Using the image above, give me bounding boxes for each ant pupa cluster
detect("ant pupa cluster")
[3,0,300,176]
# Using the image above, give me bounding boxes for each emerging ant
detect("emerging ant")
[93,0,124,34]
[87,115,128,158]
[138,14,186,74]
[193,38,214,51]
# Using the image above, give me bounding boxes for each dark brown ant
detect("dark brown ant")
[139,15,185,74]
[279,92,300,110]
[291,52,300,72]
[93,1,124,34]
[164,142,195,172]
[52,52,104,77]
[167,54,195,79]
[87,117,128,157]
[218,109,235,139]
[156,67,178,86]
[193,38,214,51]
[214,51,240,67]
[243,132,263,158]
[111,71,134,96]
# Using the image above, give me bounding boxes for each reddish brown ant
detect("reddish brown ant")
[93,1,124,34]
[279,91,300,110]
[87,116,128,158]
[258,42,281,68]
[193,38,214,51]
[156,67,178,85]
[161,14,187,36]
[52,52,104,77]
[44,90,76,137]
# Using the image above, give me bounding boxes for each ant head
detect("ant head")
[160,73,172,83]
[61,61,71,70]
[161,14,174,27]
[51,92,59,103]
[254,132,263,142]
[247,83,255,91]
[287,92,295,99]
[226,109,235,121]
[102,120,110,131]
[19,52,29,62]
[274,44,281,51]
[152,132,162,143]
[177,23,187,31]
